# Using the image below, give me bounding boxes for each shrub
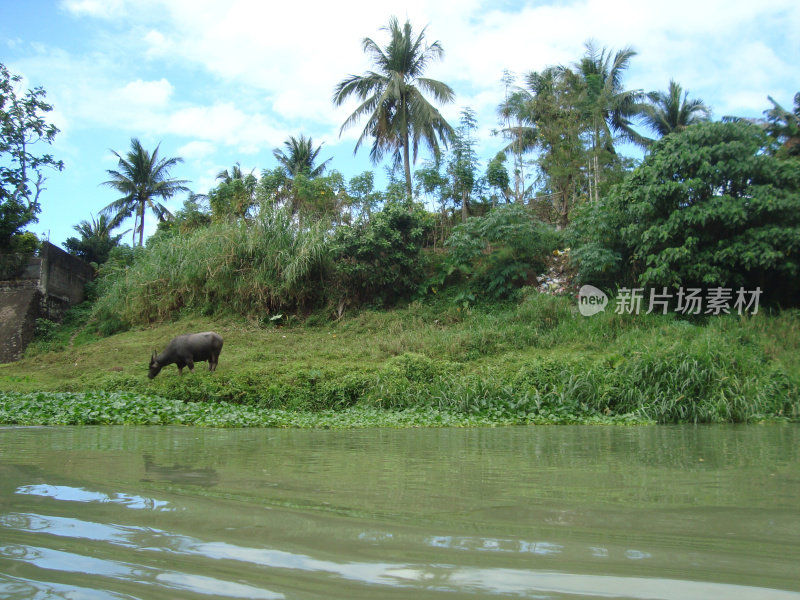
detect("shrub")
[331,203,433,306]
[444,204,561,300]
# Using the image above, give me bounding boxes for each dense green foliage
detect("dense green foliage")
[571,121,800,303]
[332,203,432,305]
[0,63,63,249]
[0,391,558,428]
[444,203,561,300]
[208,171,258,221]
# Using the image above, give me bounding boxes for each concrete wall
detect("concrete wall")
[37,242,94,321]
[0,283,42,363]
[0,242,93,363]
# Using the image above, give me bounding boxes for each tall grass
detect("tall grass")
[92,207,329,329]
[349,297,799,423]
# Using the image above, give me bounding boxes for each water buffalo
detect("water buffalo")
[148,331,223,379]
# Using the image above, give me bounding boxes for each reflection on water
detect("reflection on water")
[0,425,799,599]
[0,544,283,599]
[17,484,173,511]
[142,453,220,487]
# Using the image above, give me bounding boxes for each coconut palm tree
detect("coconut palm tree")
[63,213,128,264]
[577,42,645,148]
[763,92,800,157]
[575,41,645,201]
[272,135,331,179]
[270,135,332,217]
[639,79,711,141]
[497,87,538,202]
[333,16,455,201]
[101,138,190,246]
[215,162,253,183]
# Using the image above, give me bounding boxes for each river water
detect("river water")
[0,425,798,599]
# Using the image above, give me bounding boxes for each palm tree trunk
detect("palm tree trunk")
[514,129,522,202]
[593,153,600,202]
[401,115,413,208]
[516,129,525,203]
[403,139,413,204]
[399,92,414,209]
[592,124,601,202]
[138,198,145,246]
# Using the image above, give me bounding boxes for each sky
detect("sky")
[2,0,799,248]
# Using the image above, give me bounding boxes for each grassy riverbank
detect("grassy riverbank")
[1,293,798,426]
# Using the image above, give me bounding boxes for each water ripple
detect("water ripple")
[0,544,283,599]
[0,573,139,600]
[2,511,798,599]
[15,484,172,511]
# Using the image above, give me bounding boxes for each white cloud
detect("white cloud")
[165,103,285,153]
[60,0,127,19]
[117,79,174,108]
[177,140,217,160]
[143,29,172,58]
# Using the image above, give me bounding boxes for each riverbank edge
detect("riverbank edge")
[3,390,796,428]
[0,390,661,427]
[2,298,799,426]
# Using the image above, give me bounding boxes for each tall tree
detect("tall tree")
[639,79,711,140]
[485,152,510,205]
[525,67,587,228]
[333,16,455,201]
[449,107,479,222]
[101,138,189,246]
[497,71,536,202]
[272,135,331,179]
[348,171,380,219]
[0,63,64,249]
[576,41,644,201]
[209,163,258,220]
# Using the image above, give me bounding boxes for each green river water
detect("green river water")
[0,425,798,599]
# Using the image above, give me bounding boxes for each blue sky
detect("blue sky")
[2,0,799,248]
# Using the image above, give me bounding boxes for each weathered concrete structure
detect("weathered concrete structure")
[0,242,93,363]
